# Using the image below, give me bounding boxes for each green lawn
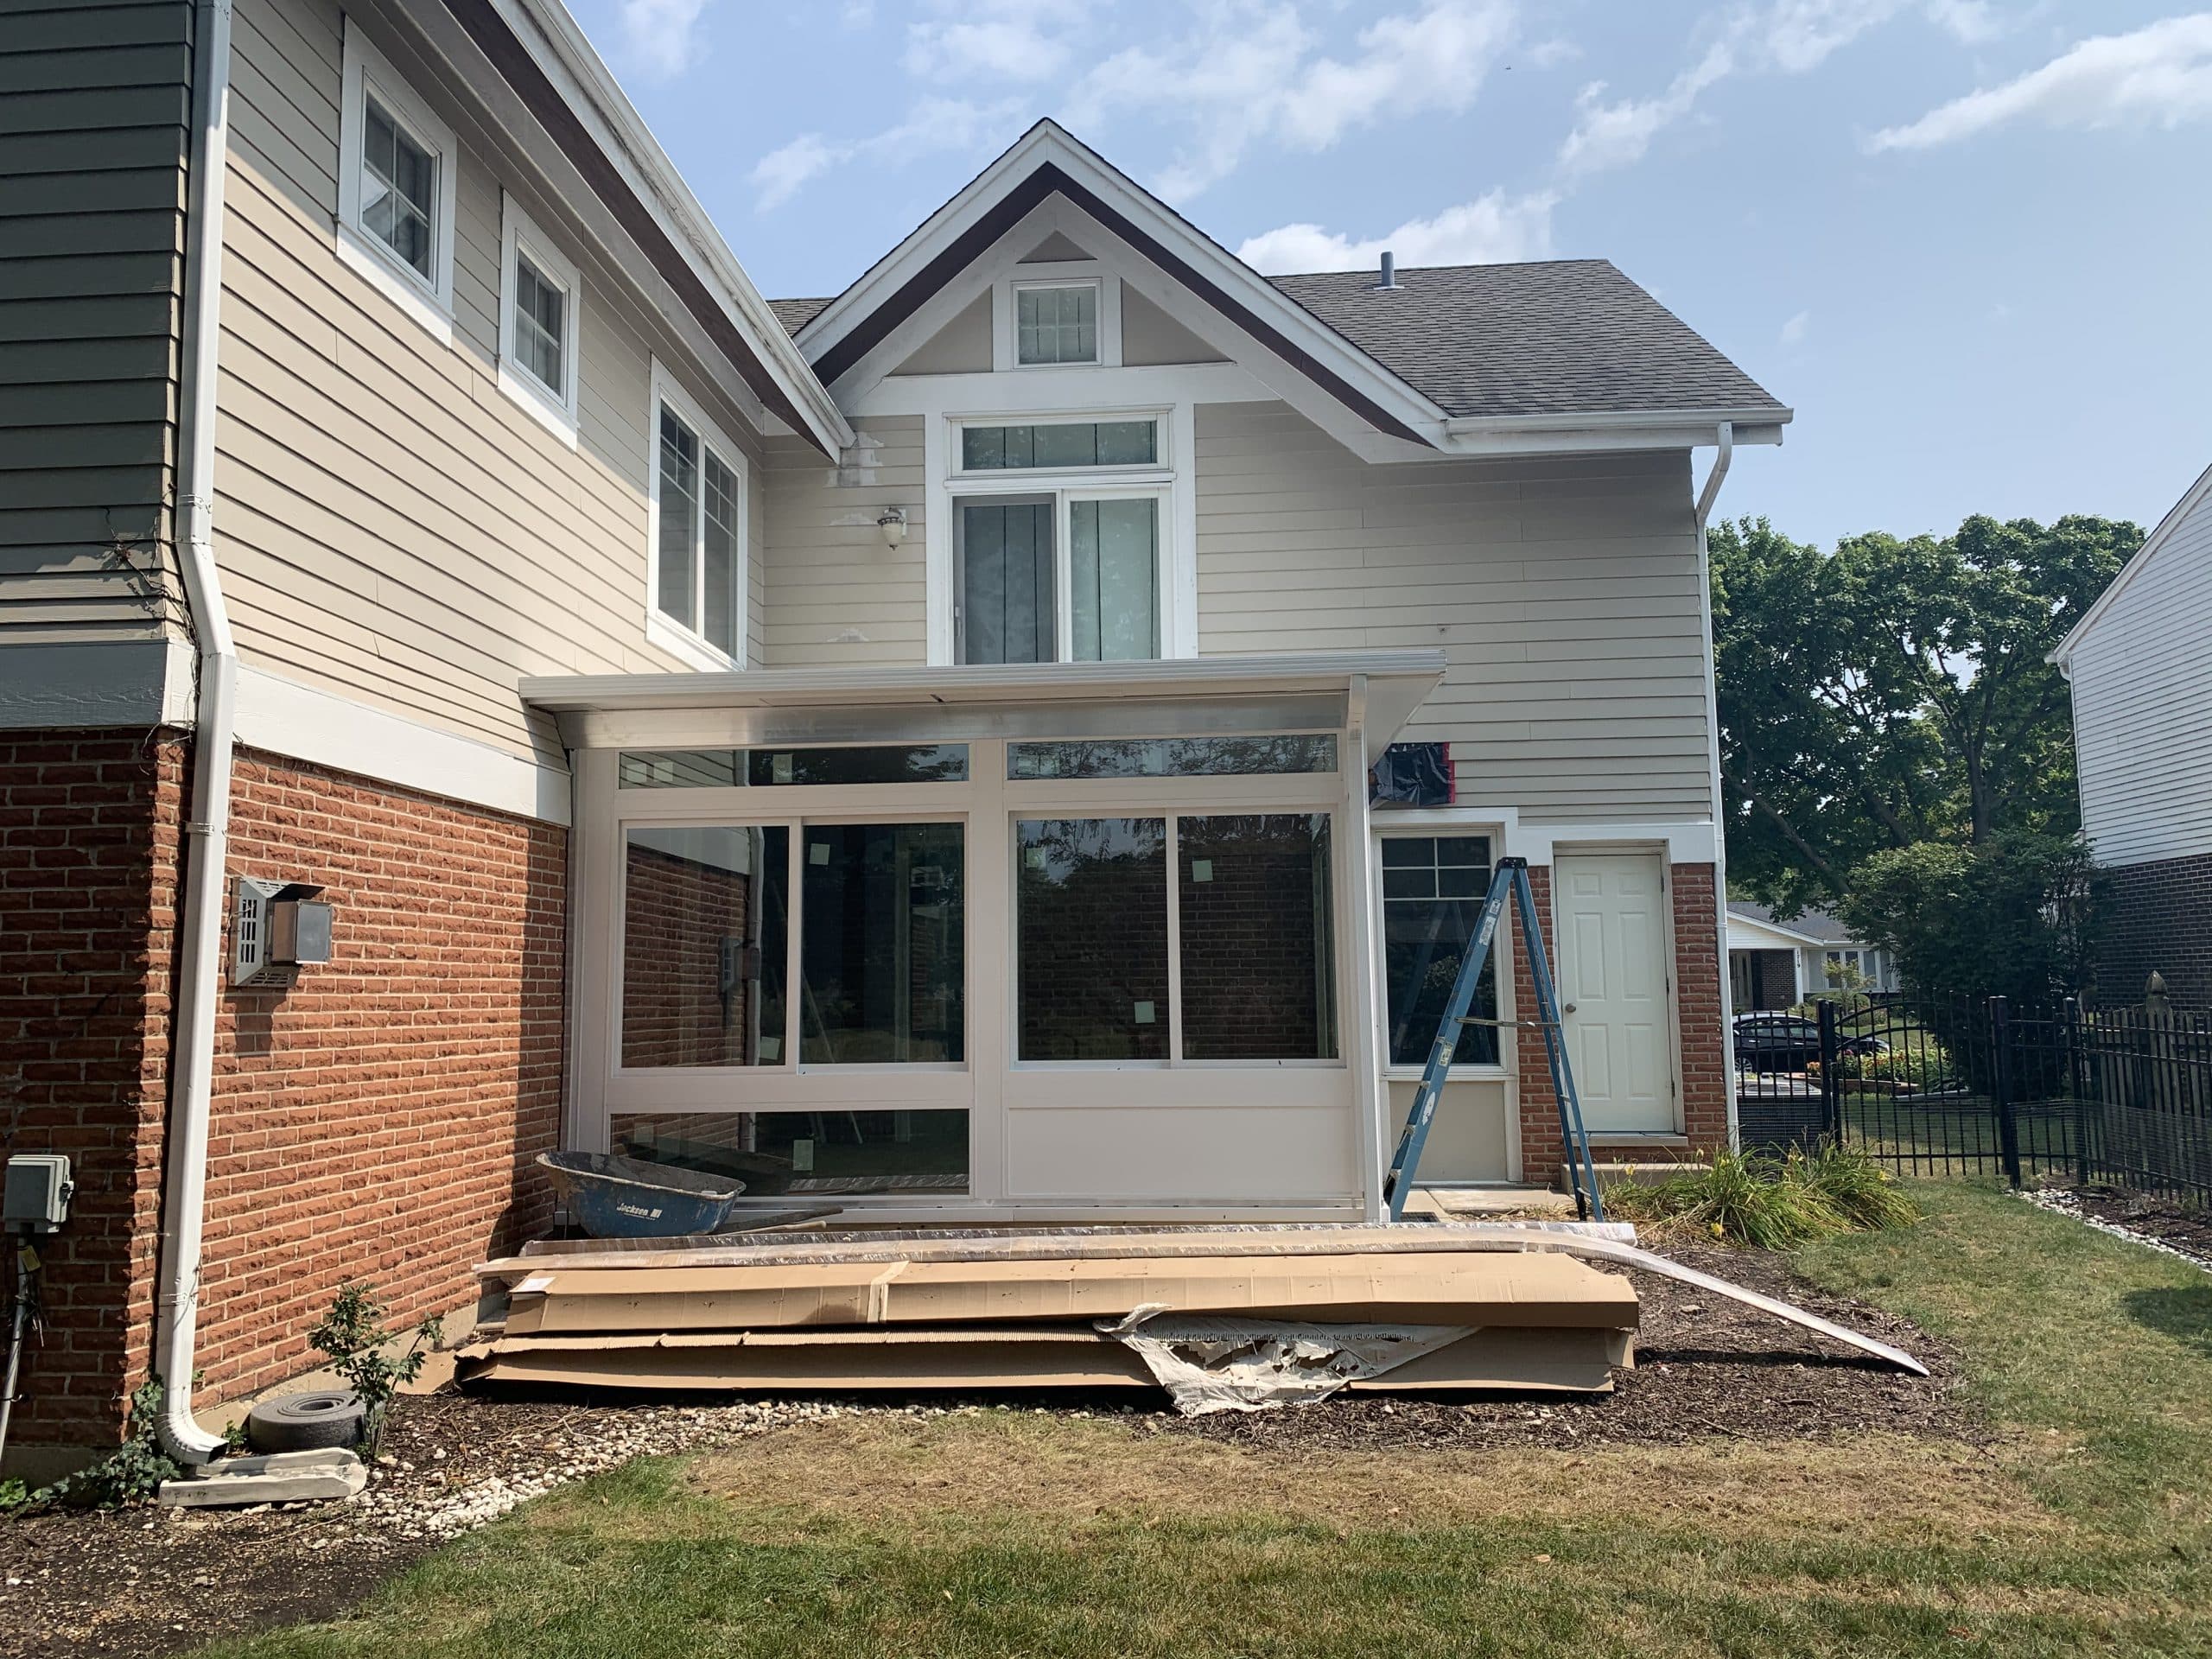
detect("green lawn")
[204,1184,2212,1659]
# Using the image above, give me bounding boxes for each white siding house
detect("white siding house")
[2051,460,2212,1007]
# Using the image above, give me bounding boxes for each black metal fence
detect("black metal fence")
[1738,991,2212,1204]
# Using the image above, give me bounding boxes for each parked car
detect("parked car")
[1732,1013,1882,1072]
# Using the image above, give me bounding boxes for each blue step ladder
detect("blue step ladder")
[1382,856,1606,1223]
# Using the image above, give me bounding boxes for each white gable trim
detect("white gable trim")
[2050,458,2212,667]
[794,122,1453,449]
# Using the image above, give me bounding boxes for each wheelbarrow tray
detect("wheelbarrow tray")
[538,1151,746,1239]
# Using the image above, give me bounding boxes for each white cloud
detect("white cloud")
[620,0,707,80]
[1867,13,2212,150]
[1069,0,1516,203]
[1557,0,2007,177]
[1236,189,1558,273]
[748,135,839,212]
[747,99,1024,211]
[1779,308,1811,345]
[906,3,1078,81]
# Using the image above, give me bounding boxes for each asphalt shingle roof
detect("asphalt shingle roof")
[1266,260,1786,421]
[1728,902,1856,944]
[771,257,1785,424]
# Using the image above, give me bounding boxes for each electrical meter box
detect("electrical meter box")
[3,1154,73,1234]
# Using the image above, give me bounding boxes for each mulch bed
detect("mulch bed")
[2060,1184,2212,1270]
[1177,1243,1968,1453]
[0,1243,1961,1658]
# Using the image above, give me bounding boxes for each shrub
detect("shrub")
[1834,1044,1955,1092]
[308,1281,442,1458]
[1604,1144,1916,1246]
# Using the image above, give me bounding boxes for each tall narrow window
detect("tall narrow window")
[1070,498,1159,661]
[649,372,747,664]
[957,500,1054,664]
[621,825,788,1068]
[798,823,965,1064]
[1017,818,1170,1060]
[1179,814,1336,1059]
[1381,836,1498,1066]
[338,21,456,330]
[360,97,435,278]
[512,255,563,391]
[1014,283,1097,365]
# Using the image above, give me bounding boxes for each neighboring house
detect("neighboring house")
[2050,460,2212,1009]
[1726,902,1897,1010]
[0,0,1787,1462]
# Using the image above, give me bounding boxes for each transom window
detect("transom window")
[1381,835,1501,1067]
[960,421,1157,471]
[649,370,747,665]
[1014,283,1098,365]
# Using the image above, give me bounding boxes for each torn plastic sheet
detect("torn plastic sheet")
[1102,1305,1473,1414]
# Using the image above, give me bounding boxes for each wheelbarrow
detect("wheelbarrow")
[537,1151,747,1238]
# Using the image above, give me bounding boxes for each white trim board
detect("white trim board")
[1370,805,1719,868]
[233,667,571,825]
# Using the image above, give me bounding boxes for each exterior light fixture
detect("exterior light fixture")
[876,506,908,549]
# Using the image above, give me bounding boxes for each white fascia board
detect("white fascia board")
[1433,412,1789,461]
[523,649,1446,715]
[235,666,572,824]
[467,0,851,457]
[2049,456,2212,666]
[796,122,1452,446]
[1726,913,1829,951]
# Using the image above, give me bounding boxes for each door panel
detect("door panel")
[1554,853,1675,1134]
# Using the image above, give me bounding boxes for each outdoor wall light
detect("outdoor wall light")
[876,506,908,549]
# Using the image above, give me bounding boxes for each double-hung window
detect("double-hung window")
[497,195,581,440]
[649,365,747,666]
[953,416,1166,666]
[337,20,457,339]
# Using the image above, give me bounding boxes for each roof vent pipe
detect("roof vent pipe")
[1374,251,1398,289]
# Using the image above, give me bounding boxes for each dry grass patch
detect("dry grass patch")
[670,1408,2056,1547]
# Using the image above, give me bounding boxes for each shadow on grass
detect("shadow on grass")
[2123,1285,2212,1362]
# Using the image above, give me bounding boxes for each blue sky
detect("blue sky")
[562,1,2212,548]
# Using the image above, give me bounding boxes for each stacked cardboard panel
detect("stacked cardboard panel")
[459,1230,1641,1396]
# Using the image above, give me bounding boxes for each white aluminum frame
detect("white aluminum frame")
[336,16,458,345]
[645,358,751,671]
[497,191,582,444]
[571,727,1375,1217]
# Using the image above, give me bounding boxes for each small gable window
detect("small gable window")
[1014,283,1097,365]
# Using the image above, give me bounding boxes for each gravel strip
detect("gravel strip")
[2021,1185,2212,1274]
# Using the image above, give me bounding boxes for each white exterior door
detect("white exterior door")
[1554,852,1675,1135]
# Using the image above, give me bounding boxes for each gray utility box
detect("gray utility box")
[3,1154,73,1233]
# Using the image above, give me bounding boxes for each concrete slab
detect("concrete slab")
[1409,1185,1579,1219]
[159,1453,366,1507]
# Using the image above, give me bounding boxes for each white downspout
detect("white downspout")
[1693,423,1735,1147]
[156,0,238,1465]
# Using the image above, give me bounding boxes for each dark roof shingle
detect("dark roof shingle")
[1265,259,1784,421]
[770,296,833,334]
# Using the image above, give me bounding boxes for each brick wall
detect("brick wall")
[192,749,567,1403]
[2096,852,2212,1012]
[1509,861,1730,1180]
[0,729,181,1446]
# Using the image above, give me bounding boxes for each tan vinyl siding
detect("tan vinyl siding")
[1196,402,1713,822]
[0,0,192,645]
[890,292,990,376]
[760,417,926,666]
[211,0,772,760]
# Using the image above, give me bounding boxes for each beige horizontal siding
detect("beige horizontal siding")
[1196,402,1713,823]
[0,0,191,645]
[207,0,773,760]
[760,417,927,666]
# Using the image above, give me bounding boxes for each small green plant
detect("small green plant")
[1834,1043,1955,1093]
[22,1376,182,1511]
[308,1281,442,1456]
[1604,1144,1916,1247]
[0,1478,29,1514]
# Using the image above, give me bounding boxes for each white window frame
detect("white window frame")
[497,192,582,444]
[645,359,750,671]
[942,406,1177,668]
[995,265,1121,371]
[1370,819,1513,1082]
[336,16,458,345]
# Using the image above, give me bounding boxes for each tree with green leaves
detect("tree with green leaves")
[1711,512,2138,915]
